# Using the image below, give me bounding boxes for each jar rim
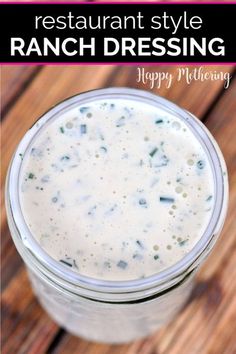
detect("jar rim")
[7,87,228,294]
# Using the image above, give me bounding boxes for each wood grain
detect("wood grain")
[1,66,41,116]
[1,65,236,354]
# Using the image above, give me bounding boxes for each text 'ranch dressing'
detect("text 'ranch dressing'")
[19,98,215,281]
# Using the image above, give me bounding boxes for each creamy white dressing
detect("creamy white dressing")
[19,99,214,280]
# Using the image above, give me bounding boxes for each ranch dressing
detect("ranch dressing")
[19,98,214,281]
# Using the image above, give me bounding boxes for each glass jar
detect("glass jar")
[5,88,228,343]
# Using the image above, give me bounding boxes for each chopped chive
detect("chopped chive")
[28,173,35,179]
[105,204,117,216]
[197,160,205,169]
[100,146,107,153]
[139,198,147,207]
[154,254,159,260]
[30,148,43,157]
[178,240,187,247]
[117,260,128,269]
[206,195,213,201]
[160,197,175,203]
[155,155,169,167]
[155,119,163,124]
[73,260,79,269]
[80,124,87,134]
[149,147,158,157]
[116,116,126,127]
[61,155,70,161]
[110,103,115,109]
[136,240,144,248]
[133,253,143,260]
[104,261,112,269]
[88,205,97,216]
[60,126,65,133]
[19,153,23,160]
[59,259,72,267]
[110,204,117,212]
[79,107,90,113]
[124,107,132,116]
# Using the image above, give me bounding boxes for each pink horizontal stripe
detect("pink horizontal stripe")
[0,1,236,4]
[1,62,236,66]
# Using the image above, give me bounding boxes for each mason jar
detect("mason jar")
[5,88,228,343]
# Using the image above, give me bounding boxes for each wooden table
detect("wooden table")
[1,64,236,354]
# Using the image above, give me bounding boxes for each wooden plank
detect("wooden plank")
[1,66,235,353]
[1,66,41,115]
[1,270,58,354]
[1,232,22,289]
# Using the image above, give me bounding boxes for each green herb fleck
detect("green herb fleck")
[178,240,187,247]
[139,198,147,207]
[160,196,175,203]
[80,107,90,114]
[154,255,159,260]
[136,240,144,249]
[116,116,126,127]
[197,160,205,169]
[60,127,65,133]
[104,261,112,269]
[19,153,23,160]
[61,155,70,161]
[59,259,72,267]
[149,147,158,157]
[28,173,35,179]
[155,119,163,124]
[80,124,87,134]
[88,205,97,216]
[73,260,79,269]
[133,253,143,260]
[117,260,128,269]
[155,155,169,167]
